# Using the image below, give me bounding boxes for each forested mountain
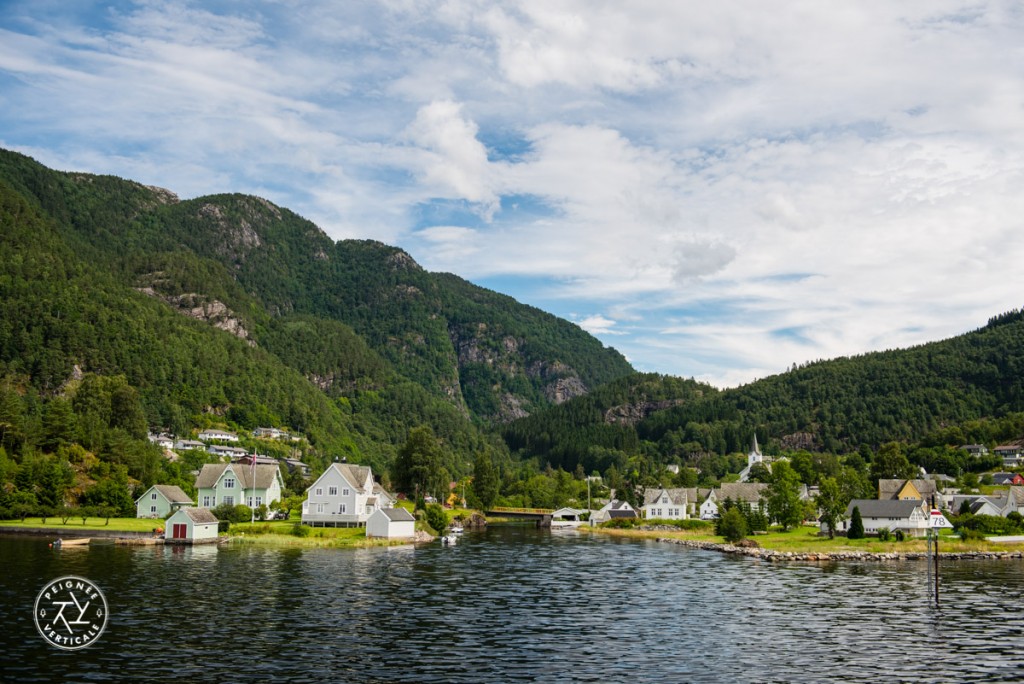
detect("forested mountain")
[0,149,631,497]
[502,311,1024,481]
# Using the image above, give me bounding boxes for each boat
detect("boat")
[448,524,464,535]
[441,534,458,545]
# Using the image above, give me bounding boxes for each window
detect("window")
[341,503,347,514]
[316,487,323,496]
[151,492,158,500]
[150,506,157,513]
[224,478,235,489]
[255,497,262,507]
[248,497,253,507]
[203,496,211,507]
[343,488,350,496]
[317,503,324,513]
[223,496,234,506]
[328,486,338,496]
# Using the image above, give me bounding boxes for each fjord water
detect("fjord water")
[2,526,1022,683]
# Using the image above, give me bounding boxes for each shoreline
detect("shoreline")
[656,536,1024,562]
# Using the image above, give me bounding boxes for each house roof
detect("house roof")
[847,499,924,518]
[153,485,193,504]
[196,463,281,490]
[607,509,638,519]
[332,463,372,493]
[717,482,768,505]
[180,507,219,524]
[643,488,689,506]
[379,508,416,522]
[877,479,938,500]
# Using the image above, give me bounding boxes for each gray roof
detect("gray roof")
[717,482,768,505]
[380,508,416,522]
[608,509,638,519]
[153,485,193,504]
[182,507,219,524]
[643,488,689,506]
[331,463,372,493]
[195,463,281,490]
[846,499,924,518]
[877,479,938,500]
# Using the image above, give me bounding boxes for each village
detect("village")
[137,428,1024,547]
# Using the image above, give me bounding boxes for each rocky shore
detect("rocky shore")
[657,537,1024,562]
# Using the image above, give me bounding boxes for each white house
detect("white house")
[135,485,193,518]
[366,508,417,539]
[836,499,946,538]
[253,427,289,439]
[302,463,391,527]
[165,507,219,544]
[195,463,284,510]
[147,433,175,449]
[995,444,1023,467]
[208,444,249,459]
[590,500,637,525]
[642,488,690,520]
[197,429,239,443]
[701,483,768,519]
[174,439,206,451]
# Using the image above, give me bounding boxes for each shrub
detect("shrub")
[876,527,891,542]
[604,517,639,529]
[719,507,748,543]
[424,503,448,534]
[894,530,905,542]
[290,523,311,537]
[960,527,986,541]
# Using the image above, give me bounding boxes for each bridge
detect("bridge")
[484,507,555,527]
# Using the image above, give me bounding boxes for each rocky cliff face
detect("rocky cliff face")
[604,400,686,426]
[137,287,253,344]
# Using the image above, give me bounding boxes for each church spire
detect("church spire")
[751,433,761,456]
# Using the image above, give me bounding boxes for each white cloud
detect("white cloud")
[3,0,1024,386]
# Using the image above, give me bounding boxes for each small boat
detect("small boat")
[441,534,458,545]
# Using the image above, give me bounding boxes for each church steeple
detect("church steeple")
[751,433,761,457]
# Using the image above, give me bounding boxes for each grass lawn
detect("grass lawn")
[0,517,165,533]
[594,524,1021,554]
[227,520,427,548]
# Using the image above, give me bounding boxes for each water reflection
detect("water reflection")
[1,529,1022,683]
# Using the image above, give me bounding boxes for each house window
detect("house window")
[341,503,347,514]
[150,506,157,513]
[316,487,323,496]
[224,478,235,489]
[203,496,211,507]
[328,486,338,496]
[255,497,262,507]
[317,503,324,513]
[151,492,158,500]
[343,488,350,496]
[248,497,254,507]
[223,496,234,506]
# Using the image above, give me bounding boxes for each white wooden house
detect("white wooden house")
[165,507,219,544]
[195,463,284,510]
[302,463,392,527]
[590,500,637,525]
[197,429,239,442]
[834,499,945,538]
[642,488,690,520]
[366,508,417,539]
[135,485,193,518]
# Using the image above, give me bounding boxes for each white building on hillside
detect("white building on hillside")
[302,463,392,527]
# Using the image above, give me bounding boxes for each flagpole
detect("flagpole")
[251,452,257,524]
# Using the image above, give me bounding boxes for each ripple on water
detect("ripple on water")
[1,531,1023,682]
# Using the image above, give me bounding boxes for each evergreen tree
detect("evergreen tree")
[848,505,865,539]
[719,506,747,543]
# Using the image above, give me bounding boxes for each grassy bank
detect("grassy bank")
[0,517,164,533]
[592,524,1023,555]
[226,520,432,548]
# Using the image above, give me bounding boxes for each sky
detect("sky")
[2,1,1023,388]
